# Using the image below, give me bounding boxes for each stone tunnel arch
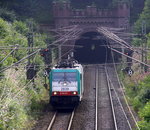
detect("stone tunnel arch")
[74,31,112,64]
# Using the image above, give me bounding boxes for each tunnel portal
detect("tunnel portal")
[74,32,111,64]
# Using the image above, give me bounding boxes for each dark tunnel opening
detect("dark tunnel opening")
[74,32,111,64]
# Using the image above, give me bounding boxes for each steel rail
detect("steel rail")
[120,81,141,130]
[108,51,132,130]
[105,65,118,130]
[47,108,75,130]
[111,52,140,130]
[47,111,57,130]
[67,108,76,130]
[95,66,98,130]
[109,71,132,130]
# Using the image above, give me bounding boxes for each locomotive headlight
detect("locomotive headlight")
[73,92,77,95]
[63,82,67,86]
[53,92,57,95]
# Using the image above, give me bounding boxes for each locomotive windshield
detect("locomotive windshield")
[52,72,77,82]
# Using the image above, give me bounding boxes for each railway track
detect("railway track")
[47,109,75,130]
[34,64,137,130]
[94,64,133,130]
[95,65,116,130]
[106,63,139,130]
[105,64,133,130]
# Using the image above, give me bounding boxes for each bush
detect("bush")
[0,8,16,22]
[138,120,150,130]
[122,73,150,129]
[0,18,10,39]
[0,68,48,130]
[132,97,143,112]
[0,17,50,130]
[0,18,51,67]
[13,21,29,35]
[139,101,150,122]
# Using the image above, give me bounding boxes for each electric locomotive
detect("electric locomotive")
[49,60,84,109]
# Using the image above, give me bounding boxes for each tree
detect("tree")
[134,0,150,33]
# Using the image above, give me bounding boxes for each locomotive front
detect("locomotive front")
[49,68,81,108]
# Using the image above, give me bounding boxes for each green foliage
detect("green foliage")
[0,8,16,22]
[0,18,28,66]
[0,2,54,129]
[0,68,48,130]
[0,0,53,23]
[147,33,150,47]
[13,21,29,35]
[0,18,10,39]
[6,101,28,129]
[137,101,150,129]
[134,0,150,33]
[138,120,150,130]
[0,16,51,129]
[0,17,51,67]
[132,97,143,112]
[122,74,150,129]
[139,101,150,122]
[131,38,142,47]
[130,0,145,24]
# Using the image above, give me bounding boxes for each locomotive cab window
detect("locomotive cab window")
[52,72,77,82]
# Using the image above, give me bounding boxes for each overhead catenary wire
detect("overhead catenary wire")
[0,44,83,50]
[5,25,144,71]
[0,53,38,104]
[0,26,77,71]
[0,26,82,50]
[0,68,42,111]
[0,46,18,64]
[50,25,80,38]
[101,28,143,64]
[98,27,131,47]
[47,25,82,48]
[0,49,40,73]
[0,25,84,115]
[0,25,82,67]
[99,45,150,53]
[2,61,143,70]
[97,27,141,55]
[109,47,150,68]
[0,47,75,101]
[1,45,76,71]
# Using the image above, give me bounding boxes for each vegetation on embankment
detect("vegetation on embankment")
[121,1,150,128]
[0,17,50,129]
[120,72,150,130]
[0,68,48,130]
[133,0,150,34]
[119,1,150,129]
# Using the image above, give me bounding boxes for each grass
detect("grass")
[0,67,49,130]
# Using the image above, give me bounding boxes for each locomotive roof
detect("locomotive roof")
[52,63,83,73]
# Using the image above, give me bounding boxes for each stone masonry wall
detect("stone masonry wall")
[52,1,130,29]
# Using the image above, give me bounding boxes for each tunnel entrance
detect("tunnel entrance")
[74,32,111,64]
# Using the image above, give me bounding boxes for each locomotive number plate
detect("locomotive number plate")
[61,88,69,91]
